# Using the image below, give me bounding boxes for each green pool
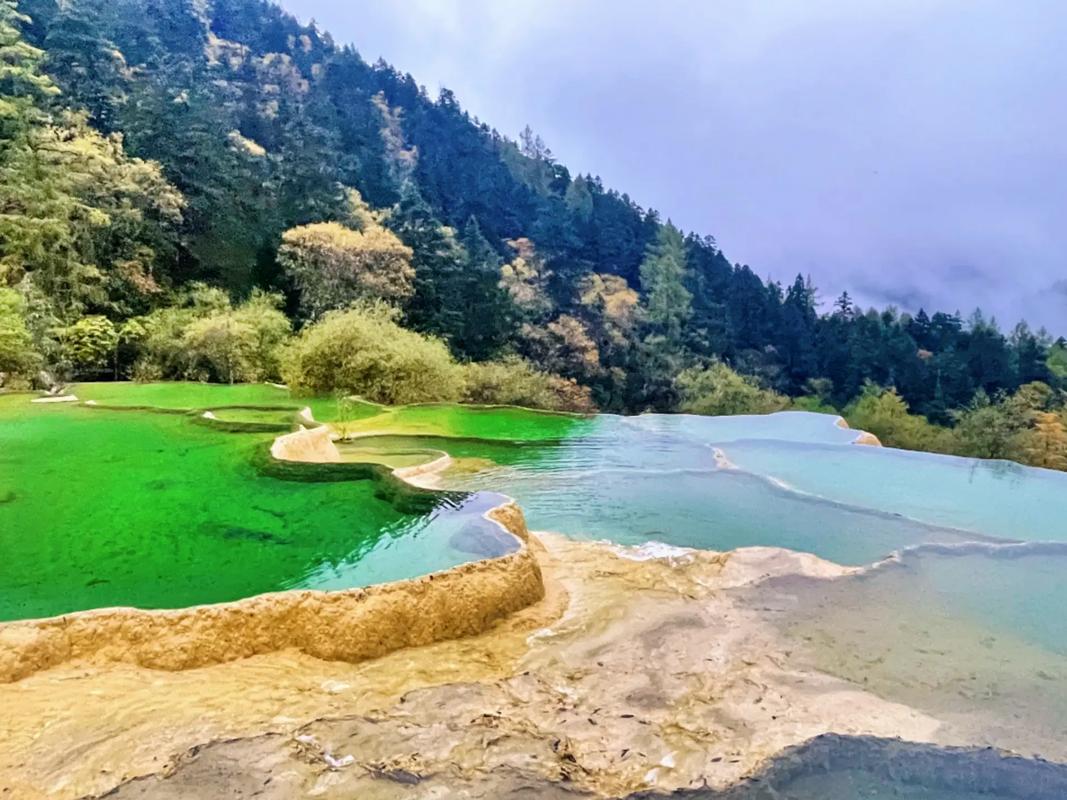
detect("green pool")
[0,389,538,621]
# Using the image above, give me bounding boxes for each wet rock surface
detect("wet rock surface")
[97,732,1067,800]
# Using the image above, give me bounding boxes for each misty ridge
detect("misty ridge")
[292,0,1067,334]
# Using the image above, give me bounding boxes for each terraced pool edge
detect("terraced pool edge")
[0,420,545,682]
[0,500,541,682]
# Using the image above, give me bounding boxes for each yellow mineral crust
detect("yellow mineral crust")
[853,430,884,446]
[835,415,883,446]
[0,533,942,800]
[270,421,343,462]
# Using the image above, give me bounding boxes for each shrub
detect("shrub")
[952,391,1019,459]
[60,315,118,373]
[675,361,788,416]
[128,287,290,382]
[791,395,839,414]
[845,383,956,453]
[0,288,40,381]
[462,355,595,412]
[181,315,258,384]
[280,302,462,404]
[226,290,291,380]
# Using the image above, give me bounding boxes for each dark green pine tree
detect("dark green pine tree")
[726,265,771,352]
[906,307,932,350]
[1012,322,1051,386]
[639,221,692,344]
[965,311,1015,395]
[683,233,733,357]
[389,190,468,338]
[449,217,515,360]
[777,273,818,391]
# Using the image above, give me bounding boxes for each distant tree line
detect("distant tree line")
[1,0,1065,469]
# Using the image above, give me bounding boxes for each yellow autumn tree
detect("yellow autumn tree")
[1016,412,1067,471]
[499,237,553,320]
[577,273,640,347]
[520,314,602,382]
[278,192,414,319]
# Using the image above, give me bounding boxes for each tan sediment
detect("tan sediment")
[0,532,944,800]
[391,452,452,488]
[834,415,883,446]
[0,424,545,684]
[270,422,342,462]
[853,430,883,446]
[394,459,451,487]
[273,420,455,484]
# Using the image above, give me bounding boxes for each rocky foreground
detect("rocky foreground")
[2,530,958,799]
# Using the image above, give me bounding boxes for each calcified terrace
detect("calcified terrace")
[2,383,1067,799]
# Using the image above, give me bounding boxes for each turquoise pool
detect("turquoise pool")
[440,411,1067,564]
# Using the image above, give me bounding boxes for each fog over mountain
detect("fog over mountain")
[283,0,1067,333]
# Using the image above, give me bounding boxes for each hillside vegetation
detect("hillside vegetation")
[1,0,1066,467]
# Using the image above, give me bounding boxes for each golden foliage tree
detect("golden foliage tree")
[1016,412,1067,471]
[577,273,639,346]
[278,196,414,319]
[499,237,552,320]
[520,314,602,383]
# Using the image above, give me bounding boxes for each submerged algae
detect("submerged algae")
[0,388,570,621]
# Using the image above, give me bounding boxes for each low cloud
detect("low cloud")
[284,0,1067,333]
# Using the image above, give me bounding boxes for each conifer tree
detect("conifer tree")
[639,221,691,342]
[449,217,515,360]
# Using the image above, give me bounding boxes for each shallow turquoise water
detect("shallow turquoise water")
[895,547,1067,656]
[719,438,1067,541]
[742,548,1067,761]
[453,466,973,566]
[439,412,1030,565]
[628,409,863,445]
[441,411,1067,560]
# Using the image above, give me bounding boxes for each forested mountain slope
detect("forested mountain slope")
[2,0,1066,465]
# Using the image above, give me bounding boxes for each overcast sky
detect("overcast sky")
[280,0,1067,334]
